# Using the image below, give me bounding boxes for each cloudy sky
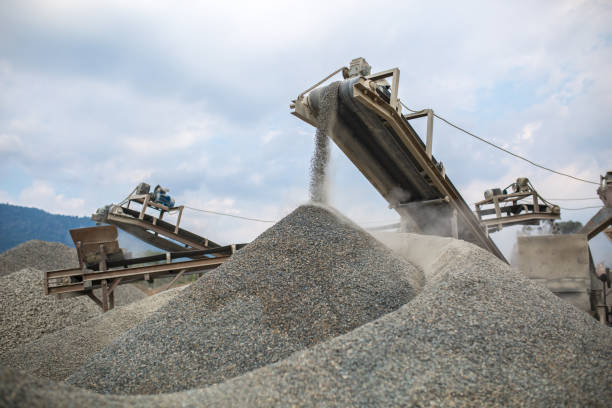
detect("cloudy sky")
[1,0,611,260]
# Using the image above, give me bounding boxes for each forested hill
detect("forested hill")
[0,203,95,252]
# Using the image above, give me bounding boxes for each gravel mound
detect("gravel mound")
[100,284,146,308]
[67,204,423,395]
[0,267,101,354]
[0,286,185,381]
[2,235,610,407]
[199,239,610,407]
[0,240,78,277]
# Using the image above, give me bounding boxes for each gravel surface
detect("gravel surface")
[0,286,184,381]
[0,240,78,277]
[0,267,102,354]
[67,204,423,395]
[1,234,610,407]
[93,284,146,308]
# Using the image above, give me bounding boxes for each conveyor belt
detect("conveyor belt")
[94,205,221,253]
[293,77,506,261]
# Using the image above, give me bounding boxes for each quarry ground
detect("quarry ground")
[0,204,610,407]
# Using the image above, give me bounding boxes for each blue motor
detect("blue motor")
[152,185,175,208]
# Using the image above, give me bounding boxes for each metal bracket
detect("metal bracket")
[296,66,348,101]
[403,109,434,159]
[366,68,400,112]
[396,196,450,209]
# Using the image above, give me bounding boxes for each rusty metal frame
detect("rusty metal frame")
[127,194,185,235]
[604,226,612,244]
[291,72,505,260]
[348,79,505,260]
[474,190,560,233]
[101,204,220,252]
[44,255,230,311]
[365,68,400,112]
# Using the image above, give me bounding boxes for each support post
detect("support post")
[75,241,85,271]
[101,279,109,312]
[108,277,122,294]
[426,109,434,159]
[493,196,502,232]
[139,194,150,220]
[175,206,184,234]
[98,244,107,274]
[161,269,186,292]
[109,289,115,309]
[86,291,103,308]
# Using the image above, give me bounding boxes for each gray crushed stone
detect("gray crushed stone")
[94,284,146,308]
[0,267,101,354]
[1,235,610,407]
[0,240,78,277]
[67,204,423,395]
[309,81,338,204]
[0,286,185,381]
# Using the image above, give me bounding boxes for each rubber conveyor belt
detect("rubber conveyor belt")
[293,77,506,261]
[95,206,221,254]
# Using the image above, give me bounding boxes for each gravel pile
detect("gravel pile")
[0,240,78,277]
[67,204,423,395]
[0,286,185,381]
[0,267,101,354]
[96,284,146,308]
[2,234,610,407]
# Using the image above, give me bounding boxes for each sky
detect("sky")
[0,0,611,261]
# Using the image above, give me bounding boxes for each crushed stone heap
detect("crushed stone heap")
[1,235,610,407]
[67,204,423,394]
[0,267,101,354]
[0,240,79,277]
[0,286,185,381]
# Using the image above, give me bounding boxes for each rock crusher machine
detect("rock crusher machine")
[44,183,247,312]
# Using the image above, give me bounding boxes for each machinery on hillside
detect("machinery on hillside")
[474,177,560,234]
[93,182,220,253]
[44,183,246,312]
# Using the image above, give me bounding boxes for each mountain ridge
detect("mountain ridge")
[0,203,95,253]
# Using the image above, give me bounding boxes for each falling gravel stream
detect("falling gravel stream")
[309,82,339,204]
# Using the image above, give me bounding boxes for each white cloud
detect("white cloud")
[248,173,264,186]
[261,130,281,144]
[123,130,198,155]
[0,134,23,155]
[12,180,87,215]
[0,189,11,203]
[517,122,541,142]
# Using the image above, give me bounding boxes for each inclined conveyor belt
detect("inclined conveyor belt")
[293,77,506,261]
